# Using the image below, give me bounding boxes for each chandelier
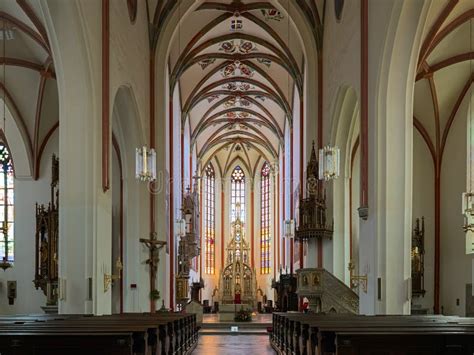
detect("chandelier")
[318,145,340,181]
[135,146,156,182]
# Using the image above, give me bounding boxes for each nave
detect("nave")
[0,0,473,353]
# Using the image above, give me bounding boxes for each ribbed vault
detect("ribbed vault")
[169,0,306,172]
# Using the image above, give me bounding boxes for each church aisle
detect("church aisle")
[193,335,276,355]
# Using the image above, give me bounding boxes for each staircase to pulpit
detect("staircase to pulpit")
[296,268,359,314]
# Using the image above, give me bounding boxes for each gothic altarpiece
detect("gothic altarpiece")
[176,183,201,310]
[219,203,257,306]
[33,155,59,313]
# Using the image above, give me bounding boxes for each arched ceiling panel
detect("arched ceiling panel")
[168,0,306,172]
[0,1,57,179]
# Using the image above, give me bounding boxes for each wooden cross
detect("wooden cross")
[139,232,166,313]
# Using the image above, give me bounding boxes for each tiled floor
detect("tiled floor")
[193,335,276,354]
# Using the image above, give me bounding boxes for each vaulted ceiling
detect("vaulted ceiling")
[414,1,473,165]
[0,0,58,179]
[168,0,306,177]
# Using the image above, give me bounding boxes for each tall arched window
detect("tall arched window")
[204,163,215,274]
[231,166,245,223]
[260,162,271,274]
[0,143,14,263]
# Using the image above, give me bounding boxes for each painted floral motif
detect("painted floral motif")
[218,40,257,54]
[239,40,256,54]
[222,82,253,92]
[257,58,272,68]
[219,41,236,53]
[239,98,251,107]
[255,95,266,102]
[261,9,284,21]
[239,64,254,77]
[223,96,252,109]
[207,94,220,103]
[198,58,216,70]
[223,111,251,120]
[220,61,255,78]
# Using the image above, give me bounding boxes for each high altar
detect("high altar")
[218,203,256,309]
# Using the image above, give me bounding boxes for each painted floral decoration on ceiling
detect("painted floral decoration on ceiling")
[261,9,284,22]
[222,82,253,92]
[218,40,258,54]
[198,58,216,70]
[207,94,220,103]
[223,96,252,109]
[257,58,272,68]
[220,61,255,78]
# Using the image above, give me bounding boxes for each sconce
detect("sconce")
[104,257,123,293]
[348,260,368,293]
[284,219,295,239]
[462,192,474,232]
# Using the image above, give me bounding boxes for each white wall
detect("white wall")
[0,130,58,314]
[440,100,471,316]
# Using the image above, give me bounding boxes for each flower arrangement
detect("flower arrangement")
[234,307,252,322]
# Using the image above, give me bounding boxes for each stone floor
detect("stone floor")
[203,313,273,324]
[192,335,276,354]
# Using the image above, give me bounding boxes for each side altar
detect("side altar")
[218,203,256,321]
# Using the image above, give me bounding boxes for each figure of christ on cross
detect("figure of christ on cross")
[139,232,166,313]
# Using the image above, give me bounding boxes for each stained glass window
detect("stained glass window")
[204,163,215,274]
[260,162,271,274]
[0,143,14,263]
[231,166,245,223]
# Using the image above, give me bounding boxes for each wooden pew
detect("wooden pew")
[271,312,474,355]
[0,312,198,355]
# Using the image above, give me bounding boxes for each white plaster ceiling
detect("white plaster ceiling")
[414,1,473,159]
[0,0,58,178]
[169,0,304,175]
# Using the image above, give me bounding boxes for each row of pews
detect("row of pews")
[0,312,198,355]
[271,312,474,354]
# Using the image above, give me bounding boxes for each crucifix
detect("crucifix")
[140,232,166,313]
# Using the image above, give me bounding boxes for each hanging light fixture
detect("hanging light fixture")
[318,145,340,181]
[135,146,156,182]
[463,17,474,246]
[284,219,295,239]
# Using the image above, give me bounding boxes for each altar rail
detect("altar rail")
[271,312,474,354]
[0,312,198,355]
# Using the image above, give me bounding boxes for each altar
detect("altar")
[218,303,252,322]
[218,203,256,321]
